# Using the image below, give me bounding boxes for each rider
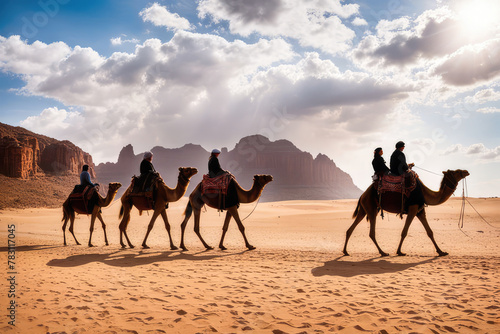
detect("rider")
[372,147,389,179]
[80,164,98,188]
[208,149,227,177]
[390,141,414,176]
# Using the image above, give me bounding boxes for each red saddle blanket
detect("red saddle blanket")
[378,171,418,198]
[68,185,97,214]
[202,173,233,196]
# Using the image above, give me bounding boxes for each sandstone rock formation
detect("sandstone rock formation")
[95,135,362,201]
[0,122,95,179]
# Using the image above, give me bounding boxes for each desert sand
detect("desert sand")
[1,196,499,333]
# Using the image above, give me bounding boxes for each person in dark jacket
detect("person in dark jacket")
[140,151,156,176]
[372,147,389,177]
[80,164,98,187]
[390,141,414,176]
[208,149,227,177]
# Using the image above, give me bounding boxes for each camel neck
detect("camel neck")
[421,176,458,206]
[236,179,265,204]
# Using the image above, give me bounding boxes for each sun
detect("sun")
[455,0,500,40]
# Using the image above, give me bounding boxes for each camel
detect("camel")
[118,167,198,249]
[343,169,469,257]
[62,182,122,247]
[179,174,273,251]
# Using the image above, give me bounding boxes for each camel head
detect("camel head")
[179,167,198,181]
[441,169,469,189]
[108,182,122,192]
[254,174,273,187]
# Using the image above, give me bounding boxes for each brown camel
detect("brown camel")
[179,174,273,251]
[343,169,469,257]
[62,182,122,247]
[118,167,198,249]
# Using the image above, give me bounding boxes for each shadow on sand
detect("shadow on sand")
[311,255,438,278]
[0,244,64,252]
[47,249,246,268]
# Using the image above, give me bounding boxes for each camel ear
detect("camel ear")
[442,171,446,174]
[178,167,182,171]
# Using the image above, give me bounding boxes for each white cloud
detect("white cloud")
[110,36,140,46]
[140,3,193,31]
[352,17,368,26]
[442,143,500,160]
[197,0,359,55]
[476,107,500,113]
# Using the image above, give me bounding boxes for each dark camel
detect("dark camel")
[179,174,273,251]
[118,167,198,249]
[343,169,469,257]
[62,182,122,247]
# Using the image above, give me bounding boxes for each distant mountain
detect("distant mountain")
[95,135,362,201]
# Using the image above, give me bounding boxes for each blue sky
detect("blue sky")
[1,0,499,197]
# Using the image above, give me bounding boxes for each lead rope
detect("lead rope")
[242,197,261,221]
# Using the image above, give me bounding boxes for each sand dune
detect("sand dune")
[1,197,499,333]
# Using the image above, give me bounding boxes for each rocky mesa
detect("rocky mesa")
[0,122,95,179]
[95,135,362,201]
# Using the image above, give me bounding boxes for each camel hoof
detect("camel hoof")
[88,244,94,247]
[397,252,407,257]
[380,252,390,257]
[342,251,350,256]
[206,246,214,250]
[181,247,188,252]
[142,245,150,249]
[247,245,256,251]
[171,246,178,251]
[129,245,135,249]
[219,246,227,251]
[438,252,449,257]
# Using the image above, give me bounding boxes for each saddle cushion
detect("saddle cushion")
[201,173,233,196]
[377,171,418,197]
[69,185,97,214]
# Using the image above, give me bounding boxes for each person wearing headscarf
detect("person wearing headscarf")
[372,147,389,177]
[208,149,226,177]
[140,151,156,176]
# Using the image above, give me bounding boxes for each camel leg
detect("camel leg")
[416,209,448,256]
[396,206,418,256]
[88,212,97,247]
[368,214,389,257]
[160,209,178,250]
[67,210,80,246]
[219,211,232,250]
[62,212,69,246]
[180,203,192,251]
[119,204,134,248]
[97,211,109,246]
[193,206,213,250]
[227,207,255,250]
[141,209,161,249]
[342,207,366,256]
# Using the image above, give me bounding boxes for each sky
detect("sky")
[1,0,499,198]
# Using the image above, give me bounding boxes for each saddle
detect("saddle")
[374,171,422,217]
[128,172,162,211]
[201,173,238,211]
[68,185,98,214]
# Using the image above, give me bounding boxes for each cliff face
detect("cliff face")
[96,135,362,201]
[0,122,95,179]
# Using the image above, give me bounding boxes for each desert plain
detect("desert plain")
[1,196,499,334]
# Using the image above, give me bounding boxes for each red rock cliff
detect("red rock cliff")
[0,122,95,179]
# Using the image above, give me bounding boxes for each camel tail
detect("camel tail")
[183,201,193,218]
[352,199,361,219]
[119,205,124,219]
